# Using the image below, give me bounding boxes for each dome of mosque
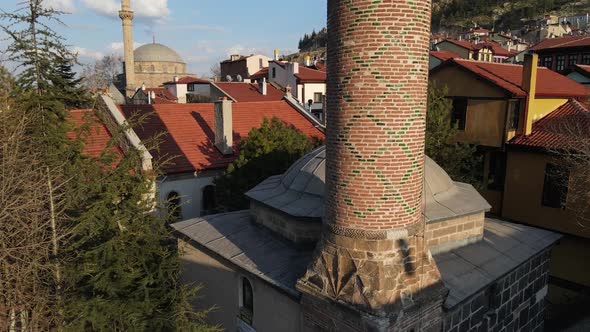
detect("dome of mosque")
[134,43,184,63]
[245,146,490,222]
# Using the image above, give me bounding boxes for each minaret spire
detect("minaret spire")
[119,0,136,97]
[296,0,446,331]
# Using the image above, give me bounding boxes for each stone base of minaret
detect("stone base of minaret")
[296,222,447,332]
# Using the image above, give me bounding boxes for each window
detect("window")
[202,185,216,215]
[556,55,566,71]
[451,97,468,130]
[167,191,182,221]
[239,277,254,325]
[582,53,590,65]
[507,100,521,130]
[187,83,194,92]
[272,67,276,79]
[313,92,322,103]
[542,163,569,208]
[568,54,578,67]
[542,56,553,69]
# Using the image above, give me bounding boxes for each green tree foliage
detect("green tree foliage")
[426,84,482,186]
[215,117,321,211]
[298,27,327,51]
[1,1,217,330]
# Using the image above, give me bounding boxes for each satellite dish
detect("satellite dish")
[236,74,243,82]
[226,75,233,82]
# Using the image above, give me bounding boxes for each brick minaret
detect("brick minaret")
[296,1,446,331]
[119,0,136,97]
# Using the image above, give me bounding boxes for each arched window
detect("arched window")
[167,191,181,221]
[240,277,254,324]
[150,64,156,72]
[202,185,216,215]
[138,64,143,72]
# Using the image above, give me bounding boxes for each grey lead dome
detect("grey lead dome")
[134,43,185,63]
[245,145,490,222]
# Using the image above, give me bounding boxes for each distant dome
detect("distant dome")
[134,43,184,63]
[246,146,490,222]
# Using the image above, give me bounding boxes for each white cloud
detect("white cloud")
[44,0,76,12]
[80,0,170,20]
[72,46,104,60]
[109,41,144,53]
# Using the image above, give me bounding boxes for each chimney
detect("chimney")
[291,62,299,74]
[141,83,146,91]
[214,97,233,155]
[304,55,311,67]
[522,52,538,135]
[173,75,179,82]
[296,1,445,330]
[230,54,240,61]
[284,84,292,97]
[273,49,279,61]
[258,77,267,96]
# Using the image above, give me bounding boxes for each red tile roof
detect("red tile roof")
[295,67,326,83]
[430,50,462,61]
[141,88,178,104]
[439,39,476,51]
[509,99,590,151]
[440,59,588,98]
[67,109,123,161]
[530,35,590,51]
[475,41,512,57]
[250,67,268,81]
[119,101,324,174]
[163,76,210,85]
[212,82,284,102]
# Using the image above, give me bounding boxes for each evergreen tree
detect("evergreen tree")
[215,117,321,211]
[1,1,218,330]
[425,84,482,186]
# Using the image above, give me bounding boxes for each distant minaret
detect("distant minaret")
[119,0,135,97]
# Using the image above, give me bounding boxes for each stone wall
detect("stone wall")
[442,248,551,332]
[426,212,485,254]
[134,61,188,88]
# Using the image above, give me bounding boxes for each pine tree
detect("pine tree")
[426,84,482,186]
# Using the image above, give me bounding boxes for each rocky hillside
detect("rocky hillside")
[432,0,590,30]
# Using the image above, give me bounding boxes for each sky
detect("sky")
[1,0,327,76]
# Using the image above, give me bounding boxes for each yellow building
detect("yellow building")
[429,54,587,213]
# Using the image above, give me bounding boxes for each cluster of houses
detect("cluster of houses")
[71,1,590,330]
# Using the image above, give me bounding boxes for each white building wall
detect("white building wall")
[157,173,216,220]
[269,62,299,99]
[175,84,188,103]
[301,83,326,105]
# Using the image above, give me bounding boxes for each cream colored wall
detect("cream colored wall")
[502,150,590,238]
[301,83,326,105]
[436,41,472,59]
[178,239,302,332]
[245,55,271,76]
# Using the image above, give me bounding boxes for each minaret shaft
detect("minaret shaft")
[119,0,135,97]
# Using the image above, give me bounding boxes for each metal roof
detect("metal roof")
[134,43,185,63]
[245,146,491,222]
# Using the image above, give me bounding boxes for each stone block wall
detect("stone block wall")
[426,212,485,254]
[442,248,551,332]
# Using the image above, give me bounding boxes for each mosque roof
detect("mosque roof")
[245,146,491,223]
[134,43,185,63]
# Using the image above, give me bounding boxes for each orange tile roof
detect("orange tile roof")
[67,109,123,161]
[530,35,590,51]
[475,41,512,57]
[212,82,284,102]
[142,88,178,104]
[430,50,462,61]
[250,67,268,81]
[439,39,476,51]
[509,99,590,151]
[439,59,588,98]
[119,101,324,174]
[295,67,326,83]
